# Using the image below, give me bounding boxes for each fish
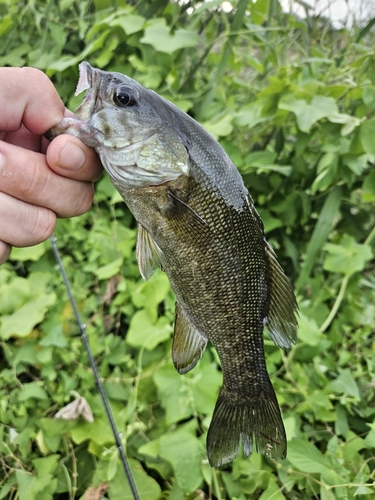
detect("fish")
[47,62,298,468]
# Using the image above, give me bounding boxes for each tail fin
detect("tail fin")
[206,388,286,467]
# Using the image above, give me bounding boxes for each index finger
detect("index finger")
[0,67,65,135]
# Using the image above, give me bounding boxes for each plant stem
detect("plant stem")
[319,274,350,333]
[319,226,374,333]
[211,469,222,500]
[365,225,375,246]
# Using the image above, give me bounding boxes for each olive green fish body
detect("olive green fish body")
[120,166,286,465]
[48,62,298,467]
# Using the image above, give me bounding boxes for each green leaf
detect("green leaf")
[344,154,373,175]
[362,86,375,110]
[311,153,338,194]
[320,485,337,500]
[257,209,283,232]
[15,471,35,500]
[362,169,375,202]
[297,187,342,289]
[95,257,123,280]
[109,14,145,35]
[241,151,292,176]
[131,270,171,312]
[328,112,361,136]
[108,449,118,481]
[0,15,13,37]
[0,44,30,66]
[188,361,222,414]
[202,114,234,139]
[287,439,331,473]
[14,343,38,365]
[321,468,350,490]
[32,455,59,476]
[0,473,17,500]
[354,484,374,496]
[140,19,200,54]
[39,326,69,348]
[108,458,161,500]
[323,234,373,276]
[71,417,113,446]
[251,0,270,25]
[159,431,204,492]
[154,364,194,425]
[258,477,286,500]
[328,369,360,399]
[234,100,271,128]
[360,117,375,155]
[0,276,30,315]
[126,310,172,350]
[0,292,56,340]
[297,314,322,346]
[279,95,337,133]
[18,382,49,402]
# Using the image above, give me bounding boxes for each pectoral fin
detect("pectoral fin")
[173,303,208,374]
[160,188,209,233]
[265,242,298,348]
[136,225,163,280]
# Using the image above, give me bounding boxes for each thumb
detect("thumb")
[46,134,103,182]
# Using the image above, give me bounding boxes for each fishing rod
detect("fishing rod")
[50,235,140,500]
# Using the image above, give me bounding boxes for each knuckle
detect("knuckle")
[17,156,50,202]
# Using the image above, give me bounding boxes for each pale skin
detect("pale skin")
[0,67,102,264]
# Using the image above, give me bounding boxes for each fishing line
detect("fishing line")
[50,235,140,500]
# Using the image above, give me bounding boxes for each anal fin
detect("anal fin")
[172,303,208,374]
[265,241,298,348]
[136,225,163,281]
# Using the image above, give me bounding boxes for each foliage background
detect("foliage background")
[1,0,375,498]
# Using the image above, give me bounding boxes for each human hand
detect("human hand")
[0,67,102,265]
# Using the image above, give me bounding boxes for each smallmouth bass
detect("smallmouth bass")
[48,62,298,467]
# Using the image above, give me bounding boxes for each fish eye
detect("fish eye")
[114,86,138,107]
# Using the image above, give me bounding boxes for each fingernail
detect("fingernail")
[58,141,85,171]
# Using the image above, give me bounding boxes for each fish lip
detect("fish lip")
[75,61,93,96]
[75,62,101,120]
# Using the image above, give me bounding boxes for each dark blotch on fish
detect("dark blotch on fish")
[47,62,299,467]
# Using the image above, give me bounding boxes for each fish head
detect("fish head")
[48,62,189,189]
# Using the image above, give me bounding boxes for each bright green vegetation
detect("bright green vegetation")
[1,0,375,498]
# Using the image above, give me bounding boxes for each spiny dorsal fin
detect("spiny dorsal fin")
[265,241,298,348]
[172,303,208,374]
[136,225,163,281]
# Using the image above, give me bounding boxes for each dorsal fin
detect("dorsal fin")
[136,225,163,280]
[265,241,298,348]
[172,303,208,374]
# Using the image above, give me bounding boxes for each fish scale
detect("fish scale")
[47,61,299,468]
